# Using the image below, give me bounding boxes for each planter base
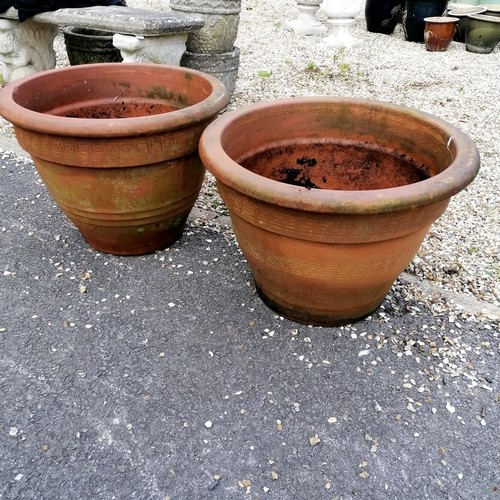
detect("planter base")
[29,150,206,256]
[227,202,439,326]
[285,4,328,35]
[256,283,383,327]
[324,19,363,47]
[76,217,188,256]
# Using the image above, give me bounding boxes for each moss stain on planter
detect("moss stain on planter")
[146,87,189,107]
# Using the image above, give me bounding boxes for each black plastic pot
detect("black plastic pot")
[63,27,123,65]
[365,0,403,35]
[403,0,449,42]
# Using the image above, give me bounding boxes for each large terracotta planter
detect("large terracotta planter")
[0,63,229,255]
[199,98,480,326]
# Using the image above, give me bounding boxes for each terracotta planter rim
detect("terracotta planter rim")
[0,63,229,138]
[199,97,480,215]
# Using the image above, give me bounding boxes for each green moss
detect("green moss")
[147,87,188,106]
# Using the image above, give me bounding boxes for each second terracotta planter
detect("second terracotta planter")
[199,98,480,326]
[0,63,229,255]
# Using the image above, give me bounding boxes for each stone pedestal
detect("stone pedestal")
[181,46,240,95]
[170,0,242,96]
[285,0,327,35]
[321,0,363,47]
[170,0,241,53]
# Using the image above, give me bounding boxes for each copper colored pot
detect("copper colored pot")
[424,16,459,51]
[199,98,480,326]
[0,63,229,255]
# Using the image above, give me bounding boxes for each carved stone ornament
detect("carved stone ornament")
[285,0,327,35]
[321,0,364,47]
[169,0,241,53]
[112,33,188,65]
[0,18,57,82]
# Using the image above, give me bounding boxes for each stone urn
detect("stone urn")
[170,0,241,95]
[0,63,229,255]
[285,0,327,35]
[321,0,365,46]
[198,97,480,326]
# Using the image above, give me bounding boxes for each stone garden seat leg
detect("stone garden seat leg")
[0,6,205,83]
[112,33,189,65]
[0,18,58,82]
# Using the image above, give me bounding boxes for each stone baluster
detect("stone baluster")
[321,0,364,47]
[285,0,327,35]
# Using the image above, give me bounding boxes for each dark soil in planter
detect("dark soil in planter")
[51,101,179,119]
[240,141,431,190]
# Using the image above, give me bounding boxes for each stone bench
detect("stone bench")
[0,5,204,82]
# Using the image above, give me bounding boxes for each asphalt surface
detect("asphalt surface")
[1,138,499,500]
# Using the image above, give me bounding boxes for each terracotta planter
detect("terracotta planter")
[0,63,229,255]
[199,98,480,326]
[424,16,459,51]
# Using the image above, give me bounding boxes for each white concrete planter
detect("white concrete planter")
[285,0,327,35]
[321,0,364,47]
